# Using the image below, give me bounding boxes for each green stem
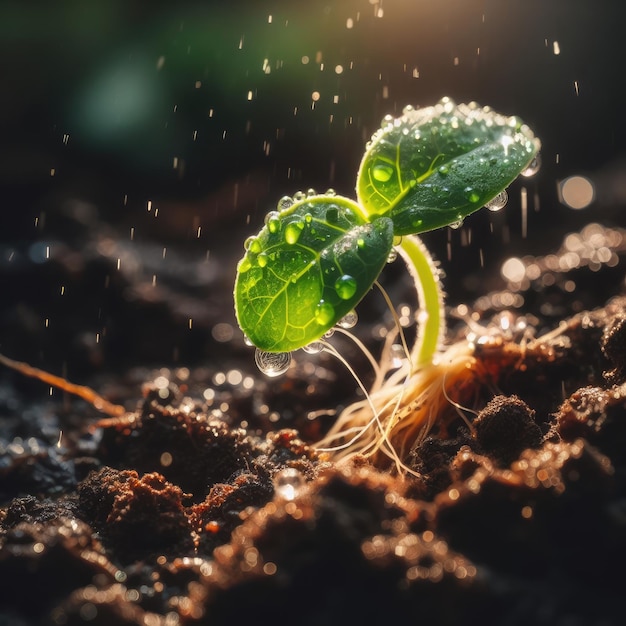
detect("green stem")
[397,235,445,368]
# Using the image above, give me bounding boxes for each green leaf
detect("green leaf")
[356,97,541,235]
[234,194,394,352]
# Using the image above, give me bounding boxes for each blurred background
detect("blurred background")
[1,0,625,386]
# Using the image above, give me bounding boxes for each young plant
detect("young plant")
[234,97,540,472]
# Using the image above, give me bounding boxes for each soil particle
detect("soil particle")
[474,394,544,466]
[601,315,626,384]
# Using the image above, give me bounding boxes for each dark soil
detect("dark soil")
[1,223,626,626]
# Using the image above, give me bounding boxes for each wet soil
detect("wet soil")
[1,220,626,626]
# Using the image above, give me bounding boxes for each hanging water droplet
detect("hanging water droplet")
[273,467,305,500]
[390,343,407,369]
[485,190,508,212]
[324,328,335,338]
[334,275,357,300]
[306,188,316,197]
[372,163,394,182]
[449,219,463,230]
[243,335,254,346]
[337,310,358,329]
[315,300,335,325]
[302,341,325,354]
[521,154,541,177]
[255,349,292,377]
[285,220,304,244]
[387,249,398,263]
[277,196,294,211]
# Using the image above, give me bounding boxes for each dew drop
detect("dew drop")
[255,349,292,377]
[356,237,366,250]
[267,213,281,234]
[372,163,394,183]
[304,212,313,223]
[387,249,398,263]
[293,191,306,202]
[306,188,317,197]
[449,219,463,230]
[277,196,294,211]
[324,328,335,338]
[337,310,358,329]
[334,274,357,300]
[325,188,336,196]
[257,252,268,267]
[438,165,449,175]
[485,190,508,212]
[238,257,252,273]
[521,154,541,177]
[243,335,254,346]
[285,221,304,244]
[302,341,324,354]
[465,187,480,203]
[274,468,305,500]
[315,300,335,325]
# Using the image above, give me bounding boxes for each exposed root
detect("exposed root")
[316,338,483,475]
[0,352,126,417]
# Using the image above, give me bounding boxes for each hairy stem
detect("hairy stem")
[397,235,445,368]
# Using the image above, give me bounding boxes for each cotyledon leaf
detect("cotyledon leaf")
[234,194,394,353]
[356,97,541,235]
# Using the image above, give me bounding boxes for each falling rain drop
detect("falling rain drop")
[485,190,508,212]
[521,154,541,177]
[255,349,292,377]
[337,310,358,329]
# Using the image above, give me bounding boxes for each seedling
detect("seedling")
[234,98,540,472]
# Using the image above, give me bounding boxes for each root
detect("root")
[315,338,483,474]
[0,352,126,417]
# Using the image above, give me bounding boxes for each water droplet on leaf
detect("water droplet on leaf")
[277,196,293,211]
[372,163,394,182]
[334,274,357,300]
[285,221,304,244]
[315,300,335,325]
[465,187,480,203]
[255,349,292,377]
